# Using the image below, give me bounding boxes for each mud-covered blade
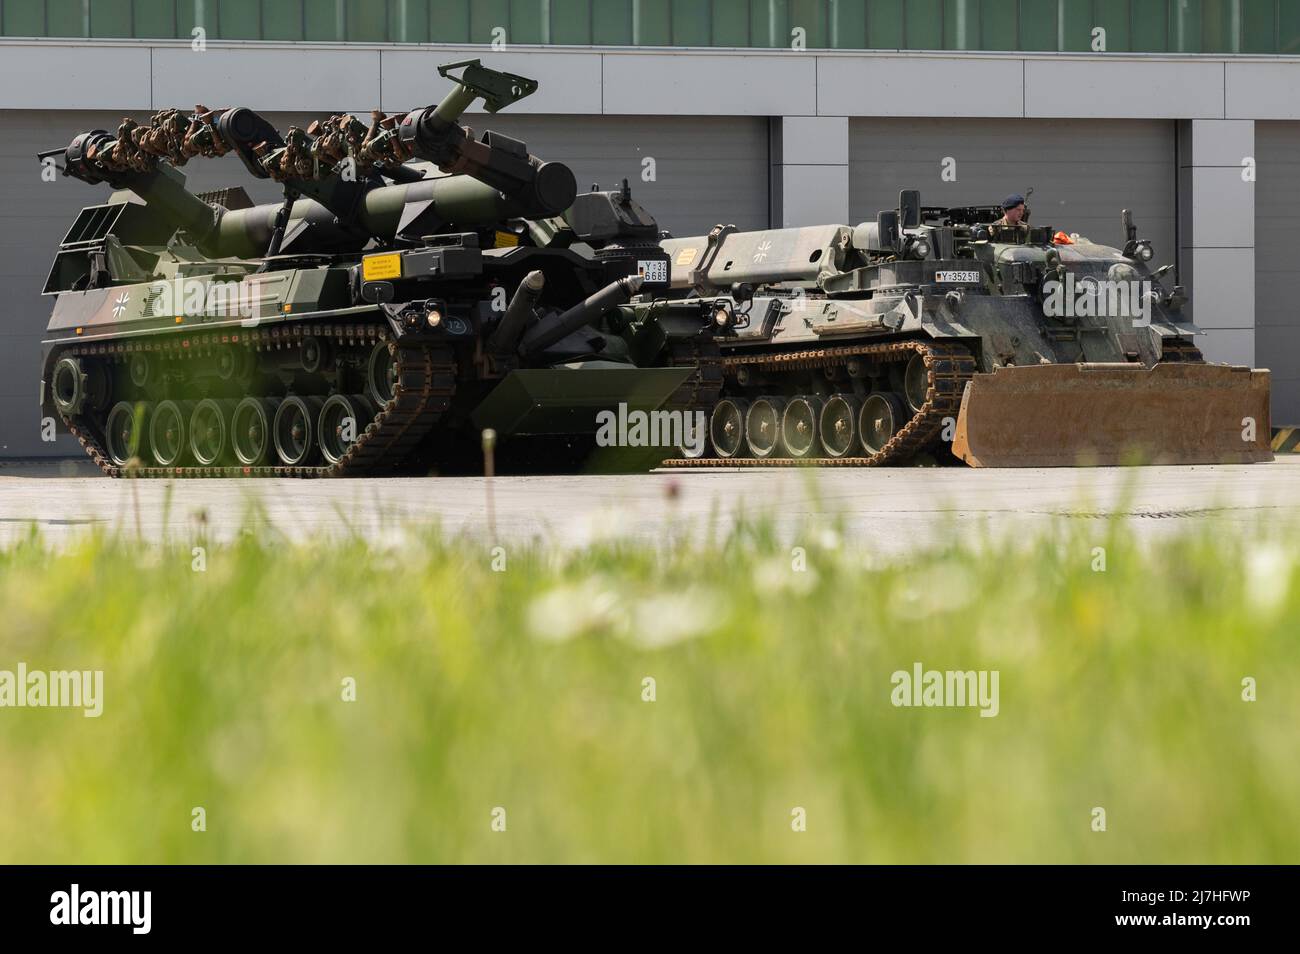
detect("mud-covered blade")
[951,363,1273,467]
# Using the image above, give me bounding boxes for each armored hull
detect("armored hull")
[39,61,720,477]
[634,193,1270,468]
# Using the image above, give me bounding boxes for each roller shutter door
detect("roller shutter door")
[1255,121,1300,425]
[849,117,1175,259]
[470,113,770,239]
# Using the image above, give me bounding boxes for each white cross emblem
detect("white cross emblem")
[111,292,130,319]
[752,240,773,264]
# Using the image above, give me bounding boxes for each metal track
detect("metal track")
[663,338,976,468]
[1159,338,1204,362]
[59,322,456,478]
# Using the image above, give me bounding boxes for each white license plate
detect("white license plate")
[637,259,669,283]
[935,270,981,283]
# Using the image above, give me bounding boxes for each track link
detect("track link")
[1159,338,1204,362]
[59,323,456,478]
[663,338,976,468]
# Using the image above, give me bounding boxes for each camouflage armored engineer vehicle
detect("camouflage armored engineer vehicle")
[38,60,720,476]
[631,190,1270,467]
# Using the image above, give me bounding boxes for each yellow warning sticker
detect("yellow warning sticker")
[495,231,520,248]
[362,253,402,281]
[675,247,698,267]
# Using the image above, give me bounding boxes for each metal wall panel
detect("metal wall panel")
[849,116,1176,272]
[467,112,770,237]
[133,0,176,38]
[593,0,634,45]
[849,116,1175,252]
[4,1,1299,52]
[88,0,131,37]
[219,0,263,40]
[1255,121,1300,424]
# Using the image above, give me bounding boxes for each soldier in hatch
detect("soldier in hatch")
[993,194,1027,227]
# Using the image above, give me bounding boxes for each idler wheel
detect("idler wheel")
[50,356,106,416]
[859,392,907,456]
[708,398,749,459]
[819,394,862,458]
[366,342,397,407]
[780,396,824,459]
[318,394,376,465]
[105,401,150,466]
[744,397,786,458]
[231,397,281,466]
[150,400,195,467]
[273,395,325,466]
[903,352,929,415]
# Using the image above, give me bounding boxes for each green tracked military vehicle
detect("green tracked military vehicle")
[634,189,1270,467]
[38,60,720,477]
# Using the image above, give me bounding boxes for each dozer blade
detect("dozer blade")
[951,362,1272,467]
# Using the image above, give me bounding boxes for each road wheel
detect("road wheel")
[105,401,150,466]
[708,398,749,459]
[781,396,824,458]
[273,395,325,466]
[745,397,786,458]
[231,397,280,466]
[150,399,195,467]
[859,392,907,456]
[318,394,376,465]
[190,398,236,466]
[819,394,862,458]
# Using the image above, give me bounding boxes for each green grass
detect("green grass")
[0,509,1297,863]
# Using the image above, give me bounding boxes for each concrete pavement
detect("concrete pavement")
[1,457,1296,552]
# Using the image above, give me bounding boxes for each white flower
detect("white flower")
[752,556,818,596]
[1244,544,1292,617]
[526,577,626,643]
[890,561,977,619]
[623,587,722,649]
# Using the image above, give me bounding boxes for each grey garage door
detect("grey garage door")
[1255,121,1300,426]
[468,113,769,239]
[0,110,768,458]
[849,118,1175,263]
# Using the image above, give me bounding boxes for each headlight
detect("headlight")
[426,308,443,328]
[911,239,931,260]
[713,303,734,328]
[1134,242,1154,262]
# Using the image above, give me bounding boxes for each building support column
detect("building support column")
[1177,119,1256,367]
[770,116,850,228]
